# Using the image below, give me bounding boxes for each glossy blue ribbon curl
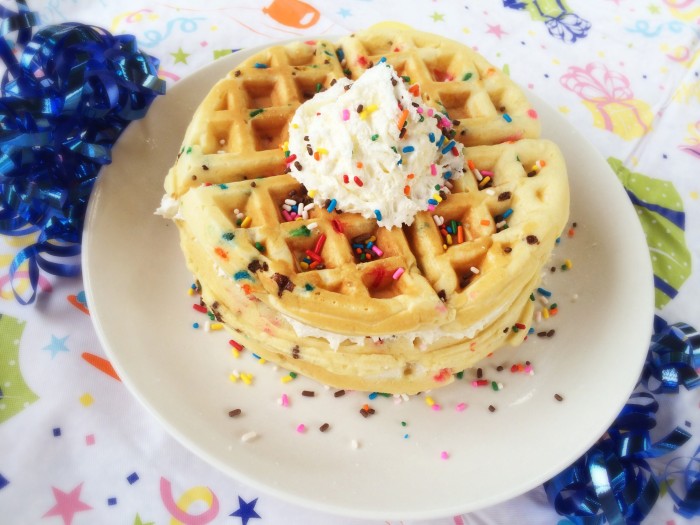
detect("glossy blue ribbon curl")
[544,320,700,524]
[0,1,165,303]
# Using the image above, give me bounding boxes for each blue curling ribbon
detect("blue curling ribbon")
[0,1,165,304]
[544,321,700,524]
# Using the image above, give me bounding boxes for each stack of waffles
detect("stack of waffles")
[161,24,569,394]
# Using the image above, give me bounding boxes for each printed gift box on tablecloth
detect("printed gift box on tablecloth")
[561,63,654,141]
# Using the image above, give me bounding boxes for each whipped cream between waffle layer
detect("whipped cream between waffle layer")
[287,62,464,229]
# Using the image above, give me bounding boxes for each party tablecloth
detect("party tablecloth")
[1,1,699,524]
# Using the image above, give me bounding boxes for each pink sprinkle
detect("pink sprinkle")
[342,109,350,121]
[290,212,297,219]
[431,404,442,411]
[281,209,293,222]
[427,108,434,117]
[281,394,289,407]
[85,434,95,446]
[455,403,468,412]
[430,163,437,176]
[440,451,450,460]
[392,267,405,280]
[525,365,534,374]
[528,108,538,119]
[480,170,493,176]
[296,424,306,433]
[371,245,384,257]
[441,117,451,128]
[416,107,424,114]
[428,204,435,211]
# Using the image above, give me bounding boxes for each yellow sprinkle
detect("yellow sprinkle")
[565,259,573,269]
[281,375,294,383]
[241,373,253,385]
[542,308,550,319]
[368,236,377,243]
[478,176,491,188]
[433,193,442,203]
[443,244,447,251]
[316,147,328,155]
[308,190,316,198]
[258,358,266,365]
[425,396,435,406]
[300,261,309,270]
[240,216,252,228]
[292,123,298,128]
[210,323,224,331]
[231,349,240,358]
[187,288,195,296]
[283,141,289,150]
[446,234,453,245]
[229,373,239,383]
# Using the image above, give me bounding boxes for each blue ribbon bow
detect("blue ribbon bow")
[0,0,165,303]
[545,319,700,524]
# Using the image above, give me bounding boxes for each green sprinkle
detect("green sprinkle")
[401,75,411,83]
[550,303,558,309]
[401,421,407,427]
[371,134,379,141]
[324,50,333,56]
[185,146,192,154]
[491,381,499,391]
[512,325,519,333]
[254,242,265,253]
[343,68,351,75]
[418,114,424,122]
[462,72,473,81]
[208,312,215,320]
[236,218,243,226]
[218,184,228,189]
[455,371,464,379]
[304,283,314,291]
[222,232,235,241]
[391,146,398,153]
[315,82,322,93]
[290,225,311,237]
[249,108,264,118]
[290,372,298,378]
[530,293,535,301]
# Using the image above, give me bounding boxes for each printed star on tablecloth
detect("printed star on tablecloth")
[42,483,92,525]
[43,335,69,359]
[338,8,351,18]
[230,496,261,525]
[486,24,508,39]
[171,47,190,65]
[430,12,445,22]
[133,513,154,525]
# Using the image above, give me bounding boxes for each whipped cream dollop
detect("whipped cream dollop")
[287,62,464,228]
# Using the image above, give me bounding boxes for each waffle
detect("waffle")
[162,24,569,393]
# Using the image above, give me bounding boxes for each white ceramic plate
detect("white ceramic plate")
[83,41,654,520]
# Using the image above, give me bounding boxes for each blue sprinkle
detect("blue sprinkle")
[190,284,197,289]
[368,392,378,400]
[444,171,452,179]
[254,62,268,69]
[374,209,382,221]
[436,134,445,148]
[537,287,552,297]
[502,208,513,219]
[441,140,456,154]
[218,183,228,189]
[556,237,561,244]
[0,473,8,490]
[192,322,199,329]
[52,427,61,437]
[366,241,374,249]
[327,199,337,213]
[447,226,454,234]
[428,199,438,205]
[404,434,409,439]
[336,48,345,61]
[252,353,261,360]
[379,56,386,63]
[503,113,512,123]
[352,243,363,249]
[397,159,402,165]
[528,327,535,334]
[107,497,117,506]
[234,270,253,281]
[402,146,415,153]
[428,132,435,143]
[127,473,139,485]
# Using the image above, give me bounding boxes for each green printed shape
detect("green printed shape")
[521,0,574,21]
[608,158,691,308]
[0,314,39,424]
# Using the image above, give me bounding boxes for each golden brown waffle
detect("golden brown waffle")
[163,25,569,393]
[338,25,541,146]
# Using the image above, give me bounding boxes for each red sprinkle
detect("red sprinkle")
[192,304,207,313]
[285,154,297,164]
[229,339,244,351]
[343,174,349,184]
[353,176,364,187]
[305,249,322,262]
[314,234,327,254]
[331,219,344,233]
[357,55,367,66]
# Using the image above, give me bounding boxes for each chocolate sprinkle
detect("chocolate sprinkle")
[503,246,512,253]
[248,259,268,273]
[437,289,447,302]
[271,273,294,296]
[476,368,483,379]
[234,70,241,77]
[356,104,364,113]
[202,165,209,171]
[554,394,564,402]
[334,390,346,398]
[292,345,300,359]
[250,181,256,188]
[496,366,504,372]
[526,235,539,245]
[228,409,241,417]
[498,191,511,201]
[294,160,302,171]
[302,390,315,397]
[488,405,496,412]
[319,423,330,432]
